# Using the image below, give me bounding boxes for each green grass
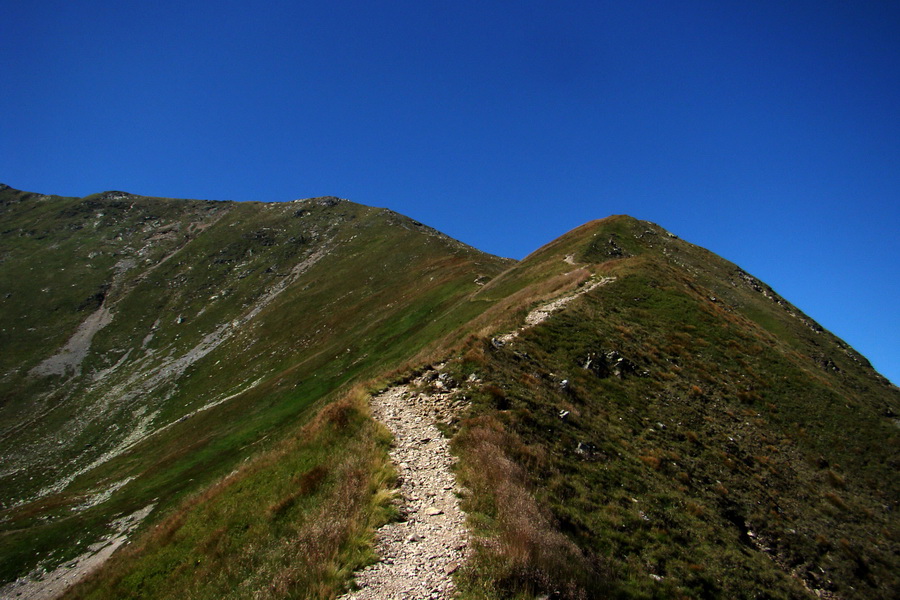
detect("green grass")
[440,216,899,600]
[2,189,896,600]
[0,188,510,588]
[65,389,397,600]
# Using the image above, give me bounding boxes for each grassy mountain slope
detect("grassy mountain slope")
[1,188,896,600]
[0,184,511,594]
[439,216,899,599]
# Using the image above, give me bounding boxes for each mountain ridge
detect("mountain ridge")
[0,185,896,600]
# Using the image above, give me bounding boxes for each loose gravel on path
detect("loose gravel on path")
[495,275,616,345]
[339,374,469,600]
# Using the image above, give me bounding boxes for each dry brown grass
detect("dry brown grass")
[824,491,848,511]
[640,454,663,471]
[826,469,847,489]
[685,501,705,518]
[265,461,370,599]
[469,268,593,334]
[455,416,609,599]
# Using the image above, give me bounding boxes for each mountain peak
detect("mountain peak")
[0,186,896,600]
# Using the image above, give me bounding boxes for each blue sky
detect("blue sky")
[3,1,898,384]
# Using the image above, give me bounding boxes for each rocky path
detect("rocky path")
[495,275,616,345]
[339,373,468,600]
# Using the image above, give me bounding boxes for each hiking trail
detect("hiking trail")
[339,370,469,600]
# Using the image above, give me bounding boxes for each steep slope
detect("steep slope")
[437,216,899,599]
[1,189,896,600]
[0,184,511,594]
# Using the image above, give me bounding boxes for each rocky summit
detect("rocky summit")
[0,185,896,600]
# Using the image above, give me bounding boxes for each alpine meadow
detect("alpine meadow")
[0,184,897,600]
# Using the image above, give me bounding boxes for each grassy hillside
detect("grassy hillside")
[0,184,510,593]
[1,189,896,600]
[439,216,899,599]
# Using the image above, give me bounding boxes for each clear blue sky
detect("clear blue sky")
[3,1,898,384]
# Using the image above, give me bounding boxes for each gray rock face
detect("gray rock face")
[582,349,643,379]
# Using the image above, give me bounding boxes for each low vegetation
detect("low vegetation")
[439,217,898,599]
[1,188,896,599]
[65,388,395,600]
[0,186,508,589]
